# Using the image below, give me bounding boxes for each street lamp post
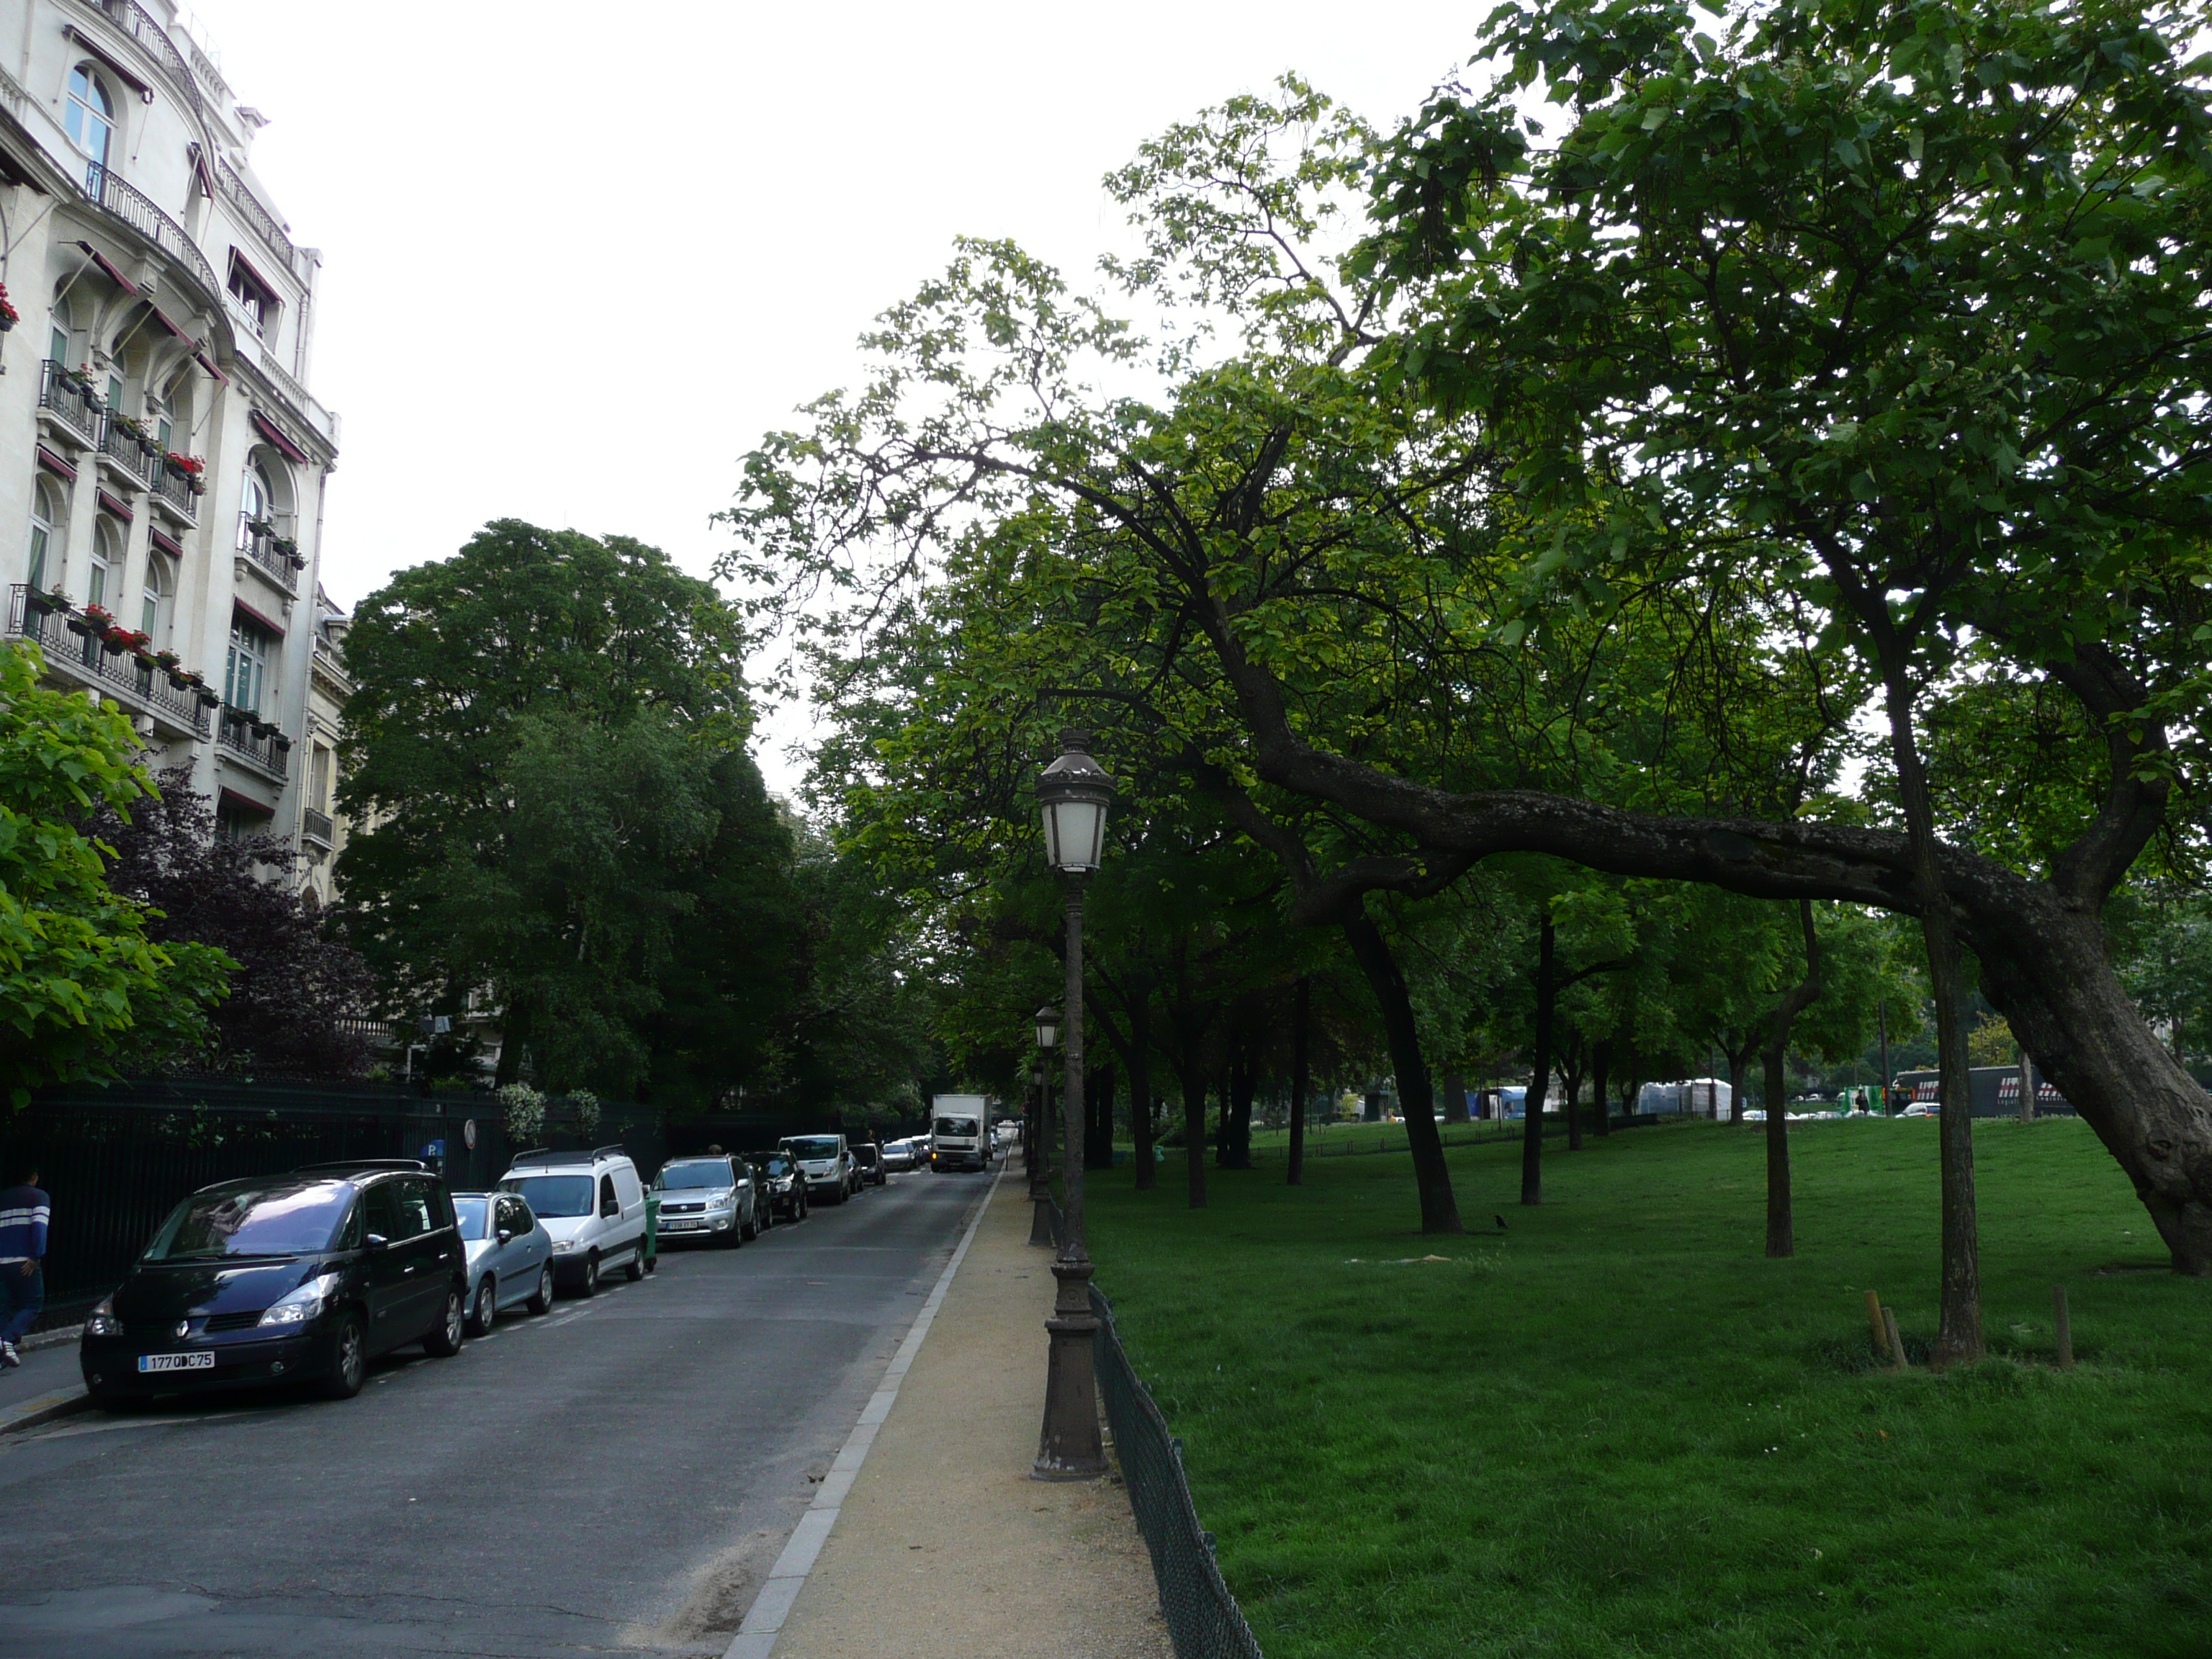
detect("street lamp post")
[1032,729,1114,1480]
[1028,1008,1058,1247]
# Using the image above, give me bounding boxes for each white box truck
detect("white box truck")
[929,1094,992,1173]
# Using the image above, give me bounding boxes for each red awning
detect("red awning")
[233,598,285,639]
[150,528,184,559]
[228,247,277,302]
[186,143,215,200]
[35,446,77,483]
[195,351,230,385]
[76,242,138,296]
[96,489,132,523]
[149,306,193,343]
[62,30,151,99]
[217,786,276,819]
[251,411,310,464]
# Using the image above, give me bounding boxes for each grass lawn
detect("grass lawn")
[1084,1118,2212,1658]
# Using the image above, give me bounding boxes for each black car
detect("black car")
[79,1159,469,1408]
[852,1142,887,1187]
[743,1151,810,1222]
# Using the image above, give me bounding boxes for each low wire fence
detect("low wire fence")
[1092,1282,1265,1659]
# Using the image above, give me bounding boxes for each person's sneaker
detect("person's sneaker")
[0,1344,19,1370]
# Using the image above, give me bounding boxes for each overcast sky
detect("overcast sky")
[186,0,1485,791]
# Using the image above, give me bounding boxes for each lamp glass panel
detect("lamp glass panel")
[1046,799,1106,871]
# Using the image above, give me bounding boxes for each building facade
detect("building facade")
[0,0,337,861]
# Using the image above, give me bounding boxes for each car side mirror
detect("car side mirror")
[364,1233,390,1251]
[601,1199,619,1218]
[496,1228,514,1244]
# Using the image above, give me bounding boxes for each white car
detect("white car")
[498,1146,650,1296]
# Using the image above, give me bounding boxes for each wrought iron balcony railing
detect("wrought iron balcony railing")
[216,707,290,778]
[97,414,161,488]
[152,457,201,522]
[5,586,213,737]
[301,807,334,847]
[38,360,101,443]
[82,162,218,302]
[237,517,300,593]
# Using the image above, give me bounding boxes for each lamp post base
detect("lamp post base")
[1031,1258,1107,1480]
[1028,1194,1056,1247]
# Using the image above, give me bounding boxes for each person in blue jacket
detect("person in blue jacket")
[0,1164,49,1368]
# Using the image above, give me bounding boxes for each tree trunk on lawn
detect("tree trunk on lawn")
[1180,1057,1208,1209]
[1288,976,1310,1186]
[1563,1038,1586,1152]
[1342,909,1462,1234]
[1763,900,1824,1259]
[1591,1041,1611,1138]
[1232,1055,1255,1167]
[1442,1067,1468,1125]
[1131,994,1156,1192]
[1213,1066,1234,1167]
[2017,1046,2036,1126]
[1723,1035,1756,1126]
[1087,1060,1115,1170]
[1877,660,1983,1361]
[1521,914,1556,1205]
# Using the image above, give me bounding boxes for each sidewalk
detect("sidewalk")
[760,1173,1172,1659]
[0,1329,89,1437]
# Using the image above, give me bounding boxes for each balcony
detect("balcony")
[85,0,207,118]
[216,706,290,779]
[302,806,334,848]
[97,414,161,490]
[38,361,101,446]
[237,516,301,594]
[5,586,214,737]
[81,163,217,304]
[152,457,201,524]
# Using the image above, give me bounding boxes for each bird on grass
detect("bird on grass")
[1494,1215,1508,1231]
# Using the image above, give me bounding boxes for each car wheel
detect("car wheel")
[466,1276,497,1336]
[423,1286,466,1357]
[579,1251,601,1297]
[320,1312,367,1399]
[625,1244,645,1281]
[741,1207,758,1241]
[526,1264,554,1314]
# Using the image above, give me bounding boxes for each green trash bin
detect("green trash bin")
[643,1191,660,1274]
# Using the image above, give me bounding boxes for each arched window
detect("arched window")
[225,616,270,713]
[88,518,122,611]
[63,66,114,185]
[140,552,174,643]
[26,479,63,591]
[237,461,273,552]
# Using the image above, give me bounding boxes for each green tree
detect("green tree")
[0,642,228,1103]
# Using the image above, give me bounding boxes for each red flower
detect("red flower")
[0,283,18,327]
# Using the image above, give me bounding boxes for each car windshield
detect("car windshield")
[453,1196,490,1241]
[936,1117,979,1137]
[143,1179,354,1261]
[500,1174,594,1218]
[659,1161,734,1190]
[786,1137,842,1159]
[751,1154,792,1175]
[853,1146,878,1165]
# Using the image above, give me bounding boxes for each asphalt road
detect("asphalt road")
[0,1167,994,1658]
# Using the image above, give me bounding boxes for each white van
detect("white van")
[498,1146,649,1297]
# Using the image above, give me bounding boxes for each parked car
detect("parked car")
[881,1138,919,1174]
[652,1154,762,1246]
[852,1142,888,1187]
[79,1159,469,1407]
[745,1151,810,1222]
[781,1134,856,1203]
[498,1146,649,1295]
[452,1190,556,1334]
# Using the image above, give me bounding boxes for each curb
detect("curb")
[722,1165,1004,1659]
[0,1384,90,1438]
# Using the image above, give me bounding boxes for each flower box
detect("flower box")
[194,688,221,709]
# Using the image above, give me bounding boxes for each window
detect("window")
[48,323,70,372]
[88,518,121,610]
[227,256,276,337]
[63,66,113,183]
[225,616,271,711]
[26,480,61,591]
[238,461,275,552]
[140,553,173,643]
[391,1179,433,1240]
[362,1181,403,1241]
[598,1174,618,1217]
[310,744,333,811]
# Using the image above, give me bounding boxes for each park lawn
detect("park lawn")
[1084,1118,2212,1658]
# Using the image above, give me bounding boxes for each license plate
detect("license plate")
[137,1352,215,1374]
[662,1218,705,1230]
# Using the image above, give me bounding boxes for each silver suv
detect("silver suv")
[651,1154,761,1246]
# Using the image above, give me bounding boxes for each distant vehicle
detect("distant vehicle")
[930,1095,992,1172]
[745,1150,810,1221]
[781,1134,857,1203]
[652,1154,762,1246]
[881,1139,920,1173]
[452,1190,555,1334]
[852,1143,887,1187]
[1901,1104,1939,1118]
[499,1146,649,1296]
[80,1159,468,1408]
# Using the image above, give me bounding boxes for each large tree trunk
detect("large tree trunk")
[1213,1068,1233,1167]
[1763,900,1823,1259]
[1288,976,1310,1186]
[1129,985,1156,1192]
[1562,1038,1585,1152]
[1087,1061,1116,1171]
[2017,1045,2036,1126]
[1591,1041,1611,1138]
[1180,1058,1208,1210]
[1521,914,1555,1206]
[1342,909,1463,1233]
[494,999,533,1089]
[1223,1053,1254,1169]
[1442,1068,1468,1125]
[1724,1036,1755,1126]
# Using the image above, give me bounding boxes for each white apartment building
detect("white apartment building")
[0,0,338,866]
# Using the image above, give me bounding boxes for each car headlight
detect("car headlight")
[552,1238,577,1253]
[258,1274,341,1328]
[84,1295,119,1337]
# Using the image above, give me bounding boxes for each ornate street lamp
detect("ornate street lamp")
[1033,729,1114,1480]
[1034,1004,1063,1051]
[1029,1004,1062,1245]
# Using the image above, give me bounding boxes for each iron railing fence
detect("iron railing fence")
[237,524,300,593]
[82,163,218,300]
[216,156,297,271]
[38,358,100,441]
[97,412,161,487]
[1091,1277,1267,1659]
[151,455,201,521]
[301,806,334,847]
[217,709,290,776]
[86,0,205,116]
[6,585,214,737]
[0,1083,673,1330]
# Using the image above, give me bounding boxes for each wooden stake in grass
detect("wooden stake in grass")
[1866,1290,1890,1359]
[2054,1285,2074,1370]
[1883,1306,1910,1372]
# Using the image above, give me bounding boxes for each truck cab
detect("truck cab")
[929,1094,993,1173]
